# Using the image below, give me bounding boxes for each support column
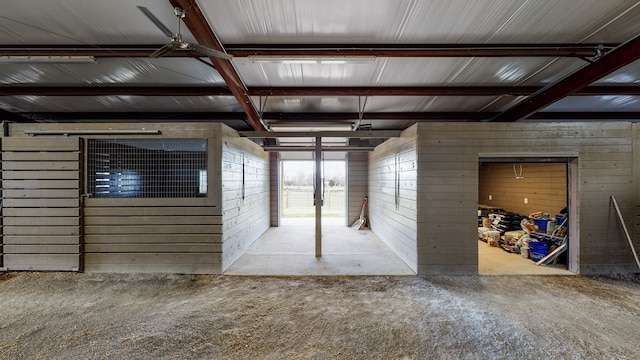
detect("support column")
[315,137,322,257]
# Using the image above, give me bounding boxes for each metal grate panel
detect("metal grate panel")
[88,139,207,198]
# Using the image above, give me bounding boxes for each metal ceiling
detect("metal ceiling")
[1,0,640,130]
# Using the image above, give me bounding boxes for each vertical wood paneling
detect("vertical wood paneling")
[479,163,567,215]
[417,122,636,275]
[1,137,81,271]
[221,126,270,271]
[369,127,417,272]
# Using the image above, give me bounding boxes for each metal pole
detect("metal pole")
[610,196,640,270]
[315,137,322,257]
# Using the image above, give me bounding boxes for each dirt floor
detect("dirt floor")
[1,272,639,359]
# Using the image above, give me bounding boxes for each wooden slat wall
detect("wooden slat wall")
[221,127,270,271]
[1,137,81,271]
[80,124,224,274]
[417,122,636,274]
[347,139,368,227]
[479,163,567,215]
[369,126,418,272]
[83,203,222,273]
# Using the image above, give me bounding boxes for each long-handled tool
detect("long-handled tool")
[351,197,368,230]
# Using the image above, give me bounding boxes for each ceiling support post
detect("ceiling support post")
[315,137,322,258]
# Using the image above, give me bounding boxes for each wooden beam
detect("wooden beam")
[169,0,265,131]
[491,34,640,122]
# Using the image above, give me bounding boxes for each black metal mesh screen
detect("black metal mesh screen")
[88,139,207,198]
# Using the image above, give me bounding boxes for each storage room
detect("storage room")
[477,162,569,274]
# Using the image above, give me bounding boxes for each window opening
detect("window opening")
[88,138,207,198]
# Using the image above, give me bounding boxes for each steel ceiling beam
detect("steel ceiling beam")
[248,86,640,97]
[240,130,402,138]
[1,109,34,122]
[491,34,640,122]
[0,45,201,58]
[225,43,610,58]
[0,43,612,58]
[17,111,640,122]
[0,86,233,96]
[2,85,639,97]
[168,0,265,131]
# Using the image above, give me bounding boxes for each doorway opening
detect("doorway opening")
[281,160,346,221]
[224,154,413,275]
[477,156,578,275]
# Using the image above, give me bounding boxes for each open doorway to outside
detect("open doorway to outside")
[281,160,346,221]
[477,157,578,275]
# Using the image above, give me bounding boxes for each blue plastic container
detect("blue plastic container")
[533,219,548,233]
[529,241,549,261]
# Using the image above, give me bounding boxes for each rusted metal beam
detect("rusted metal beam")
[490,34,640,122]
[226,43,608,58]
[169,0,265,131]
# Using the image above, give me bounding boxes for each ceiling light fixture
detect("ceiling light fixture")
[247,55,376,64]
[0,55,97,63]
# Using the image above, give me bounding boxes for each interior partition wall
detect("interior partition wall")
[416,121,636,275]
[0,122,269,274]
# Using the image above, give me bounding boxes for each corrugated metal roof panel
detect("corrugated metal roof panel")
[0,0,198,44]
[543,96,640,112]
[594,60,640,84]
[366,96,503,112]
[235,57,585,87]
[254,96,358,113]
[204,0,640,44]
[0,95,243,113]
[0,58,224,85]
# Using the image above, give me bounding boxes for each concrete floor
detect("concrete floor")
[225,218,415,275]
[226,218,574,276]
[478,240,574,275]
